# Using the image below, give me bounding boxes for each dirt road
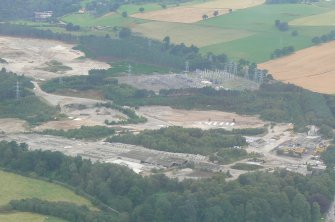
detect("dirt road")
[32,81,104,107]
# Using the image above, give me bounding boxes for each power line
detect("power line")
[128,64,132,81]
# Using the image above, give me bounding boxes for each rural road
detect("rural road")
[32,81,105,107]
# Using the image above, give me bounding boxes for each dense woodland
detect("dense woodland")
[40,126,116,140]
[107,127,267,164]
[322,145,335,167]
[108,126,253,155]
[0,23,78,43]
[0,141,334,222]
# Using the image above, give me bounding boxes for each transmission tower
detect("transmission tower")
[232,62,238,75]
[15,81,20,100]
[208,54,213,63]
[254,69,258,82]
[128,64,132,81]
[244,67,249,79]
[185,61,189,73]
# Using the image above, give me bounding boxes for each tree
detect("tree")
[202,14,208,20]
[291,30,298,36]
[65,23,80,31]
[319,124,334,139]
[321,34,329,42]
[163,36,170,49]
[312,36,321,45]
[278,22,289,31]
[139,7,145,13]
[119,27,131,38]
[321,146,335,167]
[311,202,321,222]
[292,193,311,222]
[275,20,289,31]
[213,11,219,16]
[122,11,128,18]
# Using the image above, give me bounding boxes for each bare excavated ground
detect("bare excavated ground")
[0,118,28,134]
[123,106,266,131]
[0,36,110,80]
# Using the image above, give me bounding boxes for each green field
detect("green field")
[201,26,332,62]
[0,212,66,222]
[0,170,94,222]
[199,4,328,31]
[198,4,332,62]
[118,3,163,14]
[0,171,92,207]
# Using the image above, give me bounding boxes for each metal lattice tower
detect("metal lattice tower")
[128,64,132,81]
[15,81,20,100]
[244,66,249,79]
[254,69,258,82]
[258,70,264,83]
[208,54,213,63]
[233,62,238,75]
[185,61,189,73]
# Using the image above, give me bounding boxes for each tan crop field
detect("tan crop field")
[131,0,265,23]
[192,0,265,9]
[259,41,335,94]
